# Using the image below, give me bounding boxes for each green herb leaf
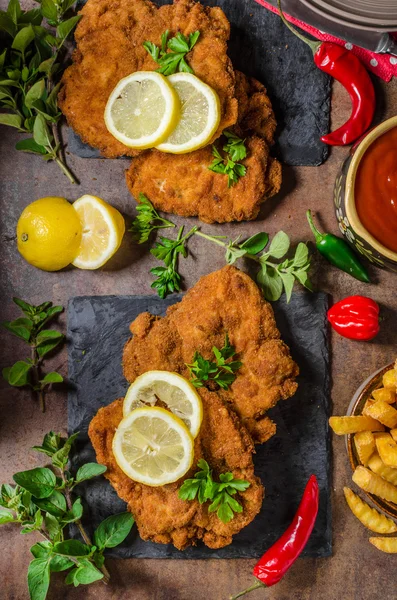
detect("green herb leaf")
[267,230,290,259]
[51,432,79,469]
[15,138,47,155]
[40,372,63,385]
[257,265,283,302]
[240,232,269,255]
[279,271,295,302]
[33,490,66,517]
[11,24,35,53]
[75,463,107,484]
[56,15,80,40]
[44,512,61,541]
[0,11,17,36]
[32,431,62,456]
[31,541,52,559]
[49,555,74,573]
[7,0,21,23]
[0,508,16,524]
[130,193,175,244]
[72,559,104,584]
[40,0,58,23]
[143,29,199,75]
[0,113,22,129]
[53,539,91,557]
[223,130,247,162]
[208,134,247,187]
[25,79,46,108]
[7,360,31,386]
[2,317,32,341]
[62,497,83,523]
[93,512,134,549]
[27,558,50,600]
[186,335,241,390]
[21,508,43,533]
[13,467,56,498]
[33,113,52,147]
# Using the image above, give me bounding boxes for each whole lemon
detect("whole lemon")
[17,197,82,271]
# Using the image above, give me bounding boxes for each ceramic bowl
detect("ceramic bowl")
[346,362,397,519]
[334,116,397,272]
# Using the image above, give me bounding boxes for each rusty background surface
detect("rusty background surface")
[1,4,397,596]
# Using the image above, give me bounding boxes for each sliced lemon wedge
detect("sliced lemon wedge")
[72,195,125,269]
[156,72,220,154]
[112,406,194,486]
[123,371,203,438]
[104,71,180,149]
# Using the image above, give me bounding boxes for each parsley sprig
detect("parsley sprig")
[0,431,134,600]
[129,193,175,243]
[186,334,242,390]
[208,131,247,187]
[143,30,200,75]
[2,298,65,412]
[178,459,250,523]
[0,0,81,183]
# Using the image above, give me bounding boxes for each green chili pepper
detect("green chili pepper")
[306,210,370,283]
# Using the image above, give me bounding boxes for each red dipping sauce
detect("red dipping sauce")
[355,126,397,254]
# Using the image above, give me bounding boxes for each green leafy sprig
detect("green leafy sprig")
[186,334,242,390]
[208,131,247,187]
[2,297,65,412]
[129,193,175,243]
[143,29,200,75]
[0,431,134,600]
[0,0,81,183]
[178,459,250,523]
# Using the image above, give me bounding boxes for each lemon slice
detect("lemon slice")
[156,73,220,154]
[123,371,203,438]
[72,195,125,269]
[104,71,180,149]
[112,406,194,486]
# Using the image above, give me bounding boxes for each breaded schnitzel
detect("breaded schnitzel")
[123,266,299,443]
[125,72,281,223]
[89,389,264,550]
[59,0,237,158]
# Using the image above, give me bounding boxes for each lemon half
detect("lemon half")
[112,406,194,486]
[123,371,203,438]
[156,72,220,154]
[104,71,180,149]
[72,195,125,269]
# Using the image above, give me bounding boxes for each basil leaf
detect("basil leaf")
[0,113,22,129]
[40,0,58,23]
[25,79,46,108]
[11,24,35,53]
[53,539,91,557]
[16,138,47,154]
[268,231,290,259]
[7,361,31,386]
[33,490,66,517]
[0,509,15,524]
[93,512,134,549]
[257,266,283,302]
[279,271,295,303]
[31,541,52,559]
[50,555,74,572]
[240,232,269,255]
[40,372,63,385]
[75,463,107,484]
[56,15,80,40]
[13,467,56,498]
[27,558,50,600]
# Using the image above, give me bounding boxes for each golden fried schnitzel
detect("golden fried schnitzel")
[123,266,299,443]
[125,72,281,223]
[89,389,264,550]
[59,0,238,157]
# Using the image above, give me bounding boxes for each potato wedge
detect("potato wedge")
[383,369,397,391]
[353,466,397,503]
[372,387,396,404]
[354,431,375,466]
[344,487,397,533]
[390,429,397,442]
[369,537,397,553]
[367,453,397,486]
[362,399,375,416]
[376,435,397,468]
[329,416,385,435]
[365,400,397,429]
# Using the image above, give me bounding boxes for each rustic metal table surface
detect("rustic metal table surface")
[1,12,397,598]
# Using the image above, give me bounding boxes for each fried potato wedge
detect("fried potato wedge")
[354,431,375,466]
[362,399,375,417]
[390,429,397,442]
[344,487,397,533]
[372,387,396,404]
[367,453,397,486]
[369,537,397,553]
[329,416,385,435]
[376,435,397,468]
[383,369,397,391]
[365,400,397,429]
[353,466,397,504]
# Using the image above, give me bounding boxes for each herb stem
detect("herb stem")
[54,153,77,185]
[194,230,227,248]
[31,345,45,413]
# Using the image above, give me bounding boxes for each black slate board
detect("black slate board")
[67,291,332,559]
[68,0,331,166]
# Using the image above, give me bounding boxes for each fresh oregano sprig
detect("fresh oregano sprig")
[143,29,200,75]
[0,431,134,600]
[0,0,81,183]
[129,193,175,243]
[186,334,242,390]
[178,459,250,523]
[208,131,247,187]
[2,297,65,412]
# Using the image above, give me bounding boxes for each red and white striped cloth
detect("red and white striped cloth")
[254,0,397,81]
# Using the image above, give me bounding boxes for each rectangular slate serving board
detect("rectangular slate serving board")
[68,290,332,559]
[68,0,331,166]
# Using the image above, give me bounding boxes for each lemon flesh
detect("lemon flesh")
[156,72,220,154]
[104,71,180,149]
[72,195,125,270]
[17,196,82,271]
[123,371,203,438]
[113,406,194,486]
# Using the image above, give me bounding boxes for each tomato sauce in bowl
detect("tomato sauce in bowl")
[355,126,397,254]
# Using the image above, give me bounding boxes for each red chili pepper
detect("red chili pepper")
[230,475,319,599]
[277,1,375,146]
[327,296,380,341]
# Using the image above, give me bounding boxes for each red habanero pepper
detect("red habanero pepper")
[230,475,319,599]
[327,296,380,341]
[277,1,375,146]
